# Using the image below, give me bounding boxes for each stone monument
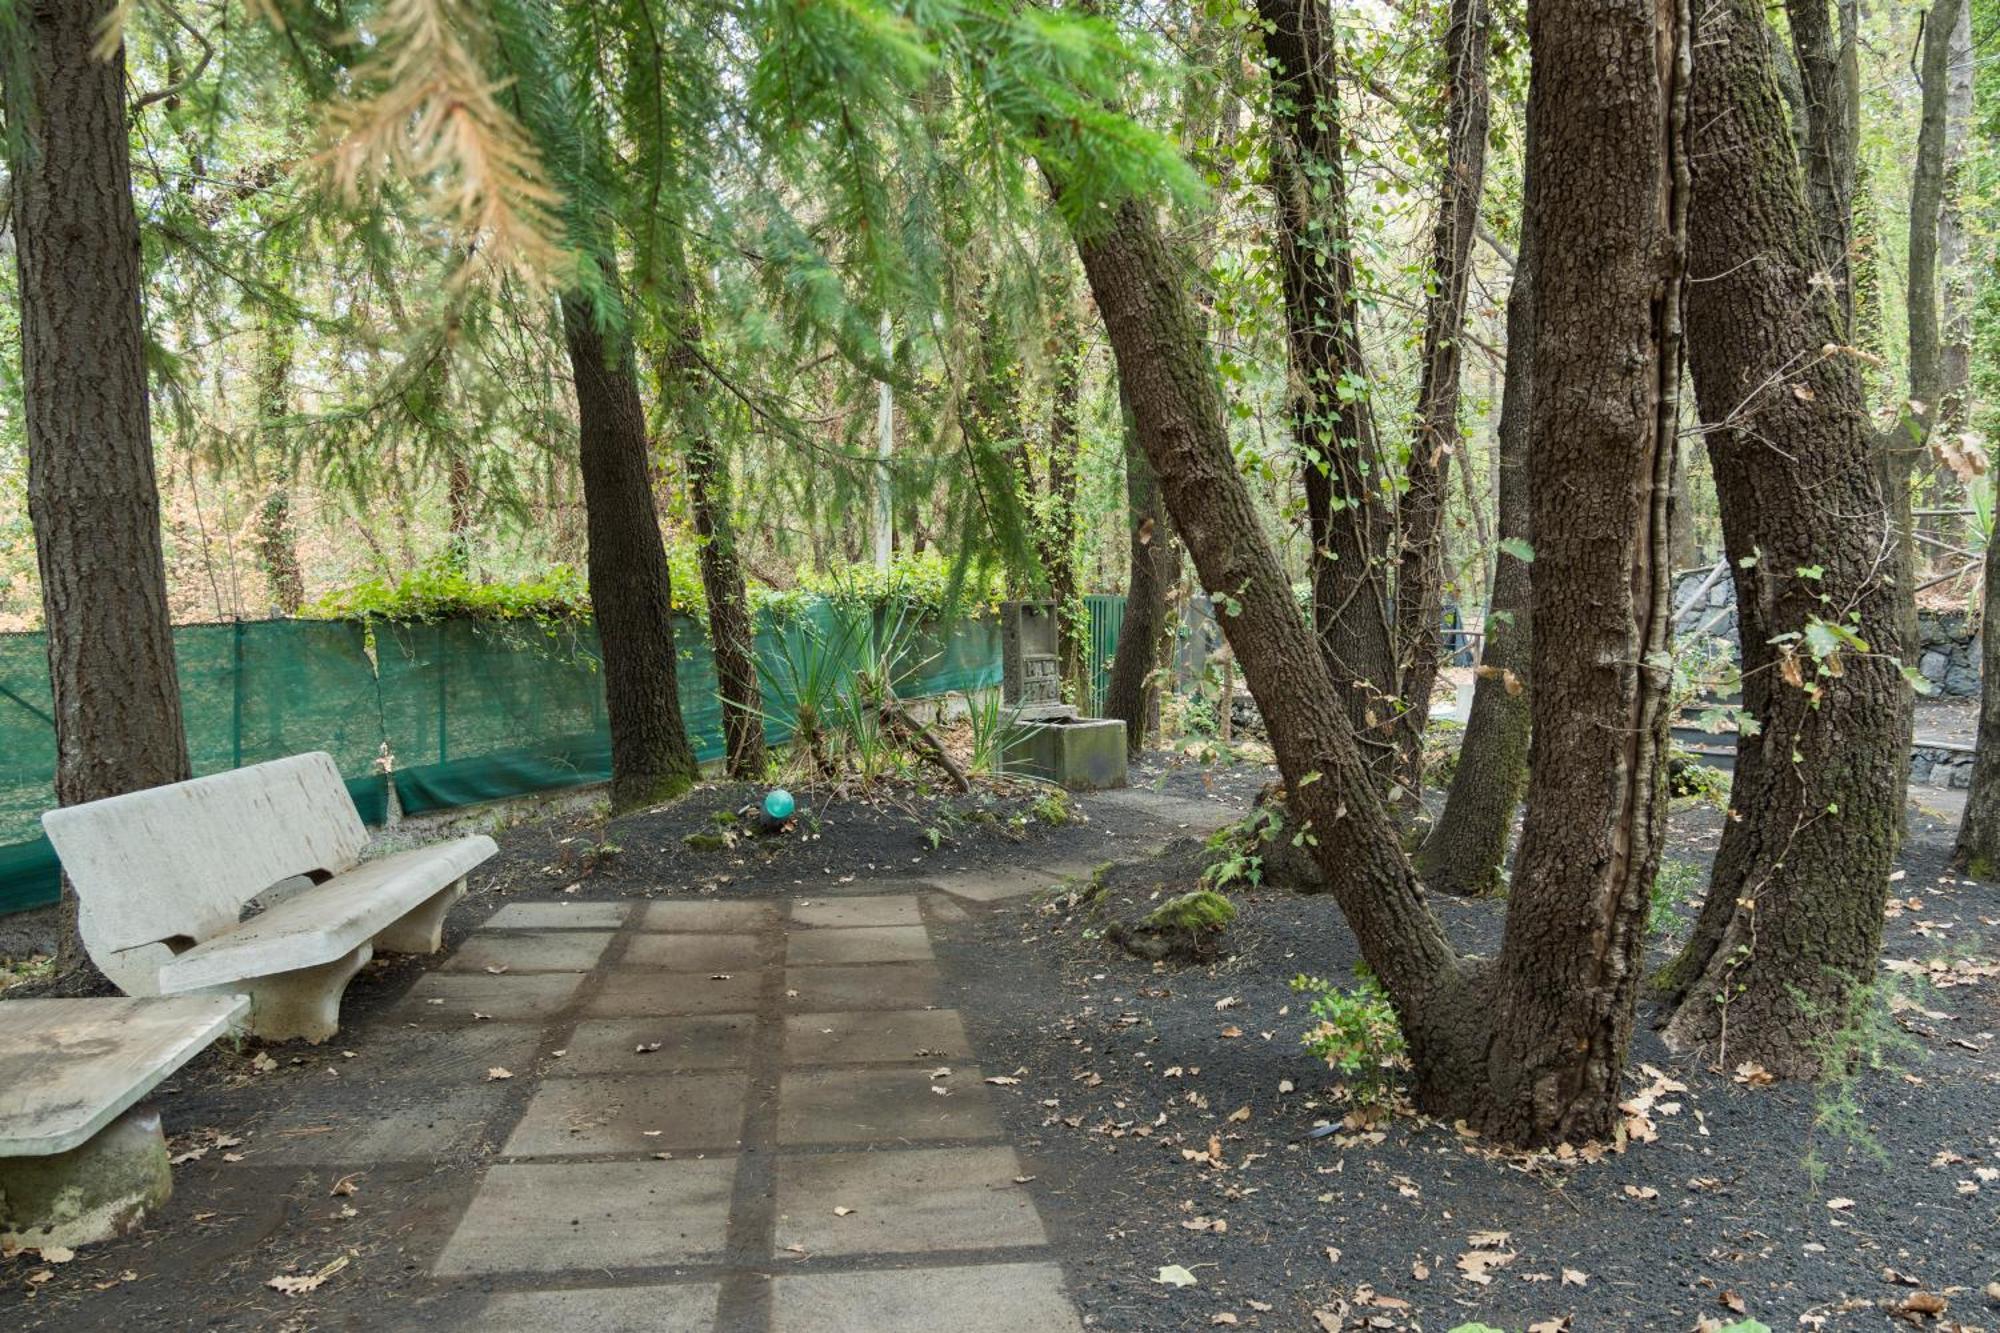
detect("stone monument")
[998,601,1128,791]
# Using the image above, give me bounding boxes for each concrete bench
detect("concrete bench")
[42,752,496,1042]
[0,994,246,1250]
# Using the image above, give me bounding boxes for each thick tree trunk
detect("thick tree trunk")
[253,310,305,613]
[1416,171,1535,898]
[1256,0,1399,775]
[1784,0,1860,334]
[1657,0,1907,1075]
[5,0,192,977]
[559,293,700,810]
[1103,405,1181,757]
[1393,0,1492,796]
[1052,0,1688,1144]
[1954,518,2000,874]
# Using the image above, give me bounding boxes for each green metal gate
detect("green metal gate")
[1083,594,1126,717]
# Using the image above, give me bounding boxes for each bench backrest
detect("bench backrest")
[42,752,369,956]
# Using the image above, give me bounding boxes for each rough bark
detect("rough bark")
[1052,0,1688,1144]
[253,309,305,612]
[1255,0,1399,774]
[662,282,767,781]
[559,292,701,810]
[5,0,193,977]
[1784,0,1860,333]
[1416,169,1535,898]
[1658,0,1907,1075]
[1042,301,1086,697]
[1393,0,1492,796]
[1479,0,1689,1141]
[1103,403,1181,757]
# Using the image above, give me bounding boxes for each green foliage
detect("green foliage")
[1031,788,1074,826]
[1648,857,1703,940]
[1140,889,1236,932]
[1802,975,1927,1186]
[1202,803,1284,890]
[303,560,592,623]
[1292,971,1406,1093]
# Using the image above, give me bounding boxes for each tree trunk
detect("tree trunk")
[667,290,768,780]
[1784,0,1860,334]
[1051,0,1688,1144]
[1416,165,1535,898]
[559,293,701,810]
[1103,401,1181,757]
[5,0,192,978]
[1043,300,1087,698]
[1657,0,1907,1076]
[1393,0,1493,797]
[1255,0,1399,775]
[253,309,305,613]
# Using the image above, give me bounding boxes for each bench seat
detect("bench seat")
[1,995,246,1249]
[159,836,495,993]
[42,752,499,1043]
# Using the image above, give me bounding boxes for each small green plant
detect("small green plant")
[0,953,54,993]
[1801,975,1926,1186]
[963,689,1009,776]
[1292,971,1406,1096]
[1648,857,1703,939]
[1201,804,1283,890]
[1031,788,1074,826]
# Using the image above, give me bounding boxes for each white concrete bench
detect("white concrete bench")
[42,752,496,1042]
[0,994,246,1250]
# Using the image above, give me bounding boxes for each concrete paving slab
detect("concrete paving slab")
[783,1010,973,1065]
[503,1073,746,1156]
[482,901,632,930]
[777,1066,1003,1144]
[784,964,941,1012]
[785,925,933,967]
[927,867,1070,904]
[433,1157,736,1275]
[386,972,583,1025]
[249,1084,509,1165]
[772,1145,1046,1256]
[622,932,764,973]
[481,1283,721,1331]
[334,1023,545,1084]
[790,895,922,929]
[442,930,614,974]
[771,1262,1081,1332]
[636,899,777,932]
[554,1016,755,1075]
[584,968,762,1018]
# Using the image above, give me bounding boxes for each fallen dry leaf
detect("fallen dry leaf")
[1154,1264,1199,1288]
[1826,1196,1855,1211]
[1562,1267,1588,1287]
[266,1253,350,1297]
[485,1067,513,1081]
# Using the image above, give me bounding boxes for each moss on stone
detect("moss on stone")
[1140,890,1236,933]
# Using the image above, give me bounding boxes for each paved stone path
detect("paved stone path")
[415,839,1173,1332]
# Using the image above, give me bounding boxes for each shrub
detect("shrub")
[1292,971,1406,1095]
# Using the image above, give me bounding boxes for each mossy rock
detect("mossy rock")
[1106,889,1234,964]
[682,831,734,852]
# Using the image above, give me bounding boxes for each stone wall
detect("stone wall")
[1671,569,1981,698]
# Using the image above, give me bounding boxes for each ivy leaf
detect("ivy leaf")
[1497,537,1535,564]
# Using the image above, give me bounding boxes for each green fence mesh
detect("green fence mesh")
[0,602,1029,917]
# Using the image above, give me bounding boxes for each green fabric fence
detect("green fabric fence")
[0,602,1017,917]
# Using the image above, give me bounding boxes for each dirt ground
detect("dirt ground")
[945,777,2000,1332]
[4,756,1997,1332]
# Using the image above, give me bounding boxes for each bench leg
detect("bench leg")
[0,1106,171,1251]
[372,877,465,955]
[239,942,372,1044]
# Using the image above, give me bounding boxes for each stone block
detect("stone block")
[432,1157,736,1275]
[442,930,614,974]
[553,1016,754,1075]
[387,972,583,1025]
[772,1145,1047,1255]
[481,1284,720,1331]
[637,900,778,932]
[584,968,762,1018]
[785,964,941,1012]
[786,925,932,967]
[482,901,631,930]
[622,932,765,973]
[0,1106,170,1250]
[783,1009,973,1065]
[771,1263,1081,1332]
[503,1073,746,1156]
[1002,717,1129,791]
[790,895,923,929]
[778,1067,1003,1144]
